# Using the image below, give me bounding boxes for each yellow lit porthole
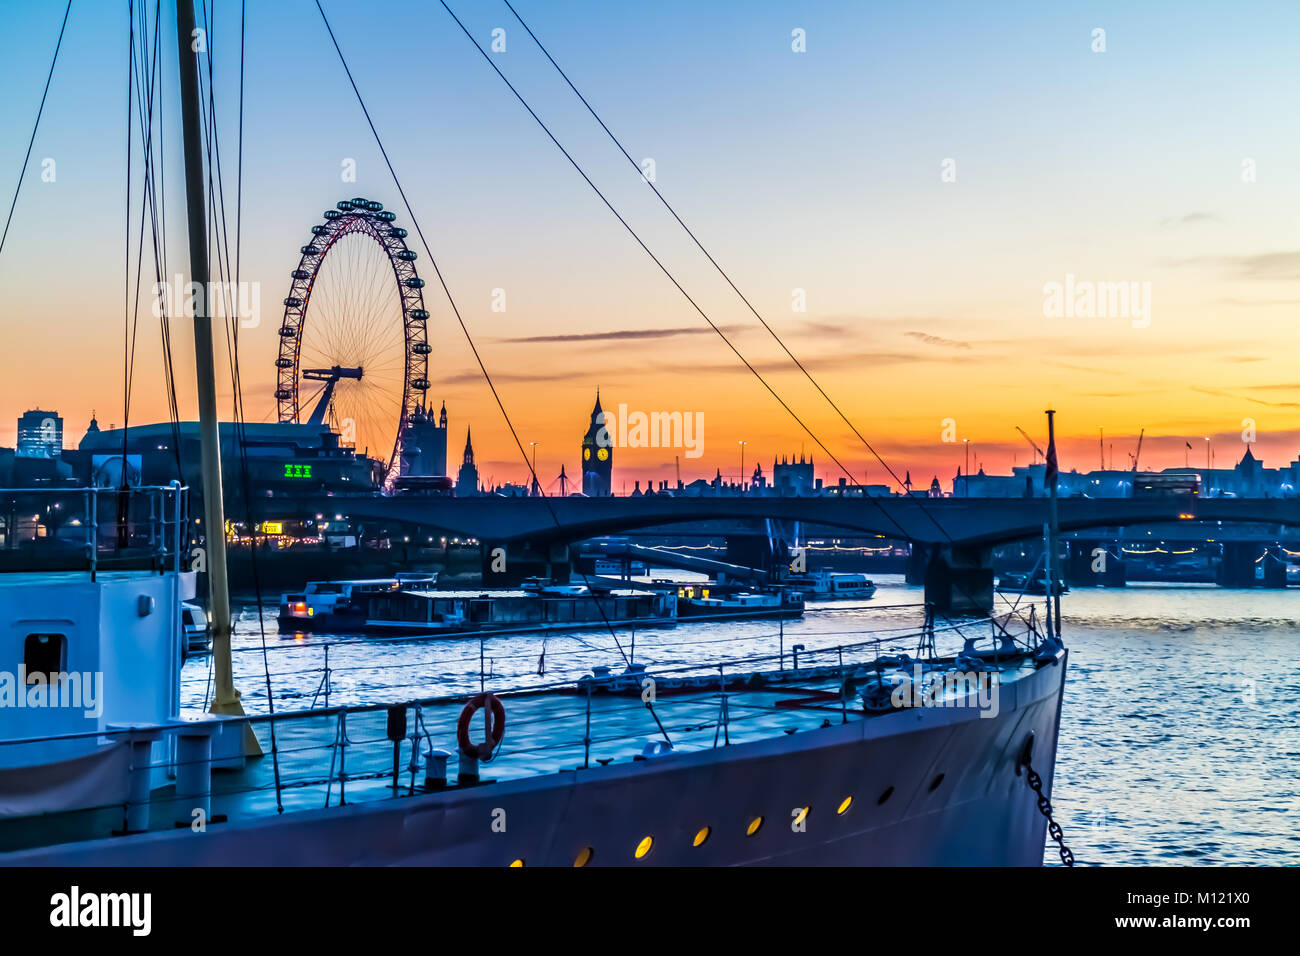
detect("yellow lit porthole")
[746,816,764,836]
[692,826,711,847]
[508,858,525,867]
[837,796,853,815]
[634,836,653,859]
[573,846,593,867]
[793,807,810,827]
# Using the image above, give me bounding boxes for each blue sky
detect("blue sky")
[1,0,1298,483]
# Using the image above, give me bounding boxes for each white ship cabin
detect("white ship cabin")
[0,486,196,820]
[0,571,192,767]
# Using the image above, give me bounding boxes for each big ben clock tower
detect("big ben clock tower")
[581,390,613,496]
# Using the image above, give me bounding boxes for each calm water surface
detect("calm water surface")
[182,574,1300,866]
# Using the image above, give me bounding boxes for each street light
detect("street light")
[738,440,747,491]
[963,438,970,496]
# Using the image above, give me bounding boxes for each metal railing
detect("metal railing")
[0,606,1050,852]
[0,484,189,576]
[180,600,1039,711]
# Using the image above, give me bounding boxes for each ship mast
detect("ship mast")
[175,0,242,718]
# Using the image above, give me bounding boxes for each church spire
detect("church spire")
[462,427,474,465]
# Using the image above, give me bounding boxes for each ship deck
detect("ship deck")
[0,632,1048,853]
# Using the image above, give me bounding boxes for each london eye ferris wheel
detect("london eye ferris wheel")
[275,198,432,484]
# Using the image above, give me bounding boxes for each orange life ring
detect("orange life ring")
[457,692,505,761]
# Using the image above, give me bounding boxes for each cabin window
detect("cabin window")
[24,633,66,683]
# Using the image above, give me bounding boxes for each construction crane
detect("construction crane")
[1015,425,1045,464]
[1130,428,1145,472]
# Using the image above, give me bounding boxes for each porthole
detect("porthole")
[634,836,653,859]
[746,816,764,836]
[692,826,711,847]
[877,786,894,805]
[573,847,593,867]
[836,796,853,815]
[928,773,945,793]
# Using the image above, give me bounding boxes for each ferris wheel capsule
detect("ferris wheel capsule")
[324,209,342,219]
[396,250,417,261]
[366,200,383,211]
[404,278,425,289]
[389,227,408,238]
[411,378,430,390]
[336,200,354,210]
[376,211,396,222]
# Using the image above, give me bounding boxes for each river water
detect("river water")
[183,574,1300,866]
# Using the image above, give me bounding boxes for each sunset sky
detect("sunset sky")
[2,0,1298,491]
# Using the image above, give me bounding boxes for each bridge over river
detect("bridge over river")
[256,494,1300,612]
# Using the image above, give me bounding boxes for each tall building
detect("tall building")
[16,409,63,459]
[773,454,815,495]
[400,400,448,477]
[580,391,612,496]
[456,427,480,496]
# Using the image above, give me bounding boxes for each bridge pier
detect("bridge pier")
[480,541,571,586]
[1217,541,1264,588]
[904,544,928,586]
[1216,541,1288,588]
[915,544,993,614]
[724,533,787,581]
[1262,545,1288,588]
[1065,539,1126,588]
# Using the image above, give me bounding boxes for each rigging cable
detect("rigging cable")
[445,0,1007,613]
[436,0,929,556]
[0,0,72,262]
[146,0,185,479]
[497,0,958,546]
[117,0,139,550]
[314,0,639,667]
[198,0,283,808]
[122,0,165,490]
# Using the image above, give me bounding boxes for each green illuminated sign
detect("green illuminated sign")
[284,463,313,479]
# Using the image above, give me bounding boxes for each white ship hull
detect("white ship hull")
[6,650,1067,866]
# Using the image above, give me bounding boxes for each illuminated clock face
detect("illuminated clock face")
[596,448,609,461]
[583,448,591,461]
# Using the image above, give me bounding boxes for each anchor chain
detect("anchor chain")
[1023,760,1075,867]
